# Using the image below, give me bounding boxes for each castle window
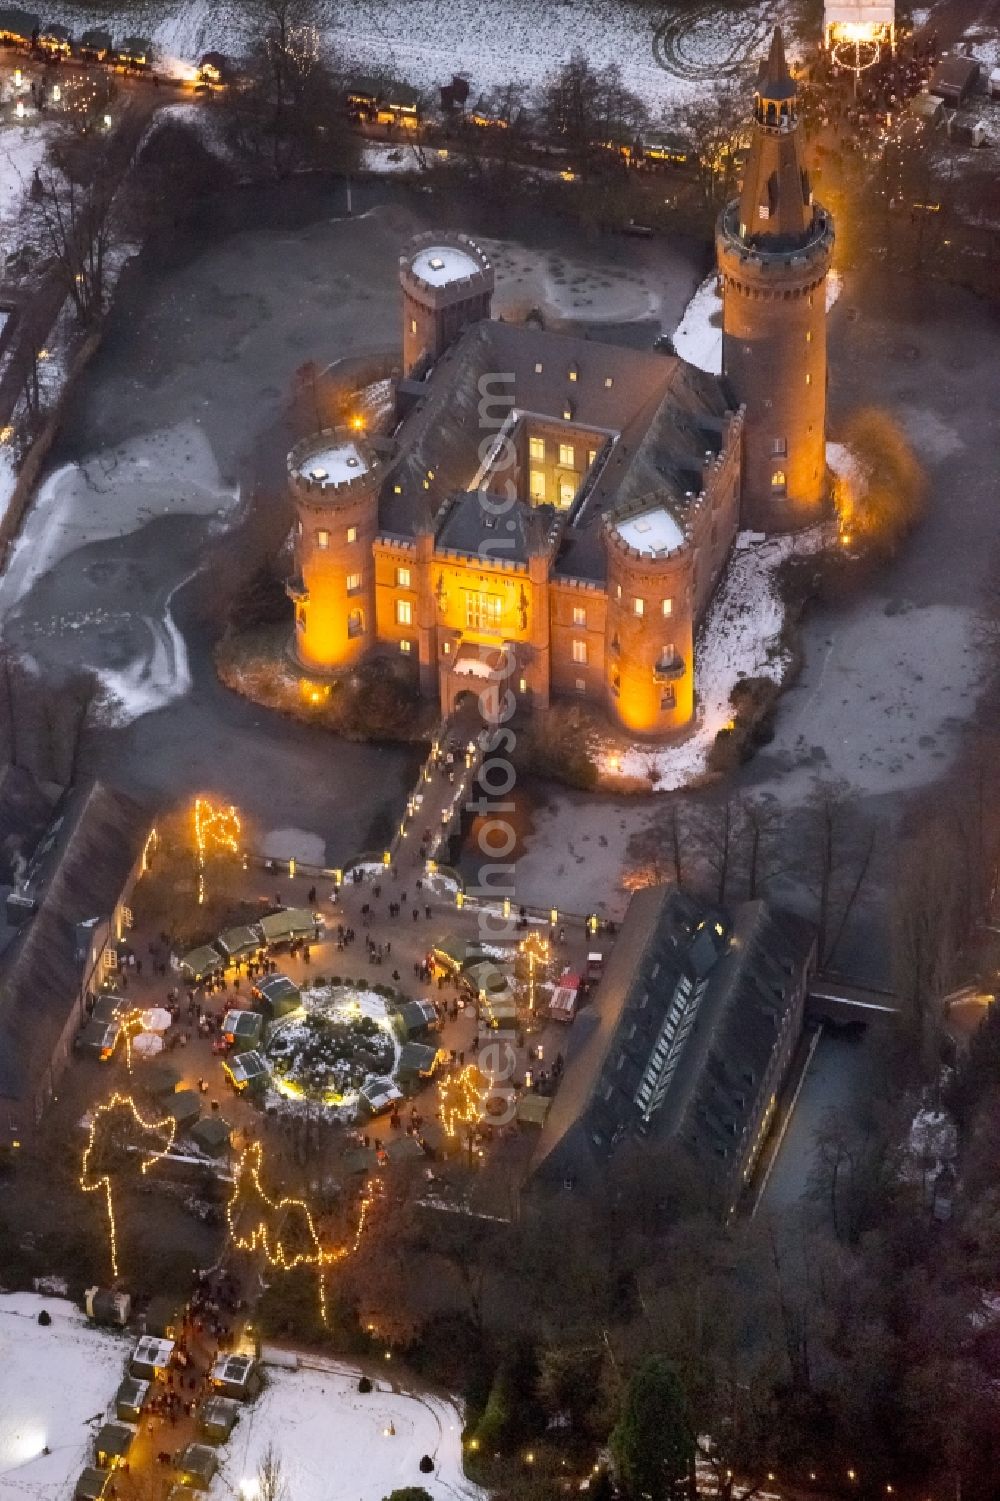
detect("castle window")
[529,470,546,503]
[588,448,597,466]
[534,361,543,374]
[633,597,645,617]
[558,443,575,468]
[662,597,673,617]
[295,605,306,630]
[347,525,358,543]
[465,591,503,631]
[529,436,544,462]
[662,641,676,663]
[661,687,676,709]
[409,317,417,335]
[396,599,413,626]
[771,470,787,494]
[393,483,402,495]
[347,609,364,638]
[563,403,574,420]
[442,641,452,656]
[559,480,575,508]
[771,437,787,457]
[572,605,586,626]
[568,364,578,382]
[572,640,587,665]
[396,566,411,588]
[519,677,528,693]
[317,528,330,549]
[805,373,812,386]
[604,377,613,388]
[612,673,621,697]
[347,572,362,594]
[615,584,622,601]
[400,639,412,654]
[805,331,813,343]
[575,678,586,693]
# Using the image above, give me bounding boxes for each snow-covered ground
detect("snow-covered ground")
[598,525,828,786]
[217,1355,480,1501]
[0,1293,128,1501]
[0,1294,479,1501]
[45,0,801,117]
[0,123,49,234]
[484,237,665,326]
[265,984,403,1118]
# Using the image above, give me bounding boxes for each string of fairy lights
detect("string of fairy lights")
[193,796,241,905]
[438,1065,489,1140]
[225,1141,378,1324]
[80,1093,177,1279]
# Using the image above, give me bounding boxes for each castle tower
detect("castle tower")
[287,428,382,674]
[399,233,494,377]
[603,507,694,737]
[716,28,835,532]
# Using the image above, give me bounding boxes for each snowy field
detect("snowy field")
[0,1294,128,1501]
[0,1295,479,1501]
[217,1356,480,1501]
[44,0,803,116]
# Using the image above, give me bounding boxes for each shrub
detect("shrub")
[418,1456,434,1473]
[37,1309,51,1326]
[358,1375,373,1393]
[707,675,780,773]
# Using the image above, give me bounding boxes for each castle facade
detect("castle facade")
[286,30,833,739]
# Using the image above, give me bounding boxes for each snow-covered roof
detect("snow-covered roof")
[615,506,684,555]
[411,244,482,286]
[824,2,895,27]
[295,441,368,486]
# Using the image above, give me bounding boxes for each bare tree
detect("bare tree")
[796,780,877,967]
[256,1445,287,1501]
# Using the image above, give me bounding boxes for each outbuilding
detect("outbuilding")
[258,908,319,948]
[396,1041,442,1088]
[221,1009,263,1050]
[197,1395,240,1443]
[166,1089,201,1129]
[929,53,982,105]
[190,1115,231,1158]
[115,1375,150,1423]
[223,1049,269,1094]
[180,945,222,982]
[79,26,112,59]
[76,1019,120,1061]
[253,973,302,1022]
[210,1352,259,1399]
[216,926,261,963]
[174,1443,218,1490]
[394,998,440,1040]
[94,1422,136,1469]
[130,1334,175,1381]
[75,1467,112,1501]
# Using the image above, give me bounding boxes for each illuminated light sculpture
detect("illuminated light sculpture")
[80,1093,177,1278]
[225,1140,376,1323]
[438,1065,489,1140]
[520,931,550,1014]
[824,3,894,78]
[193,796,242,906]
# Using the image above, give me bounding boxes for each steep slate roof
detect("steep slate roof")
[379,321,732,581]
[0,782,152,1118]
[435,492,555,563]
[530,888,815,1195]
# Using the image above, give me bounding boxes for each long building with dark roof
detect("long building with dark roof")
[529,887,816,1209]
[284,33,832,738]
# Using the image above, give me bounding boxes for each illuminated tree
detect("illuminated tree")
[834,407,927,556]
[80,1094,177,1278]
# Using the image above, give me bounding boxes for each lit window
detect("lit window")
[396,566,411,588]
[347,609,364,638]
[615,584,622,601]
[529,469,546,503]
[465,591,503,631]
[534,361,543,374]
[568,365,578,382]
[604,377,613,388]
[575,678,586,693]
[442,641,452,655]
[518,677,527,693]
[317,528,329,549]
[346,572,362,594]
[588,448,597,466]
[562,404,573,420]
[771,470,786,492]
[805,373,812,386]
[393,483,402,495]
[662,641,676,663]
[529,436,544,462]
[558,443,575,467]
[662,598,673,618]
[572,605,586,626]
[409,318,417,335]
[400,639,412,654]
[396,599,412,626]
[347,525,358,543]
[559,480,575,507]
[634,597,645,617]
[805,331,812,343]
[572,640,587,665]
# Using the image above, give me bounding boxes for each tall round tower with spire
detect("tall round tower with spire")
[716,28,835,532]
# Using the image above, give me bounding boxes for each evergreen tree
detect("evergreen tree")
[611,1357,694,1500]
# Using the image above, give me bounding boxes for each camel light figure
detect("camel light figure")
[80,1093,177,1279]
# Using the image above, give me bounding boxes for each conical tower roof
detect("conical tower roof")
[757,27,796,102]
[738,27,812,244]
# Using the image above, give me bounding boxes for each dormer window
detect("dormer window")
[568,364,578,382]
[563,402,574,420]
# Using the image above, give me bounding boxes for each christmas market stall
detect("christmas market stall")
[93,1421,136,1470]
[258,908,320,949]
[252,973,303,1023]
[190,1115,232,1159]
[115,1375,150,1424]
[130,1334,174,1381]
[221,1009,263,1051]
[197,1395,240,1443]
[75,1467,113,1501]
[180,945,222,983]
[216,926,262,964]
[174,1442,218,1491]
[223,1048,269,1095]
[210,1352,259,1400]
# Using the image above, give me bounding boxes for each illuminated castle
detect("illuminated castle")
[287,33,832,738]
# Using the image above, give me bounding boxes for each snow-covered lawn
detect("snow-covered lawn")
[265,985,403,1118]
[0,1293,128,1501]
[0,123,49,233]
[45,0,802,116]
[216,1355,480,1501]
[598,526,829,787]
